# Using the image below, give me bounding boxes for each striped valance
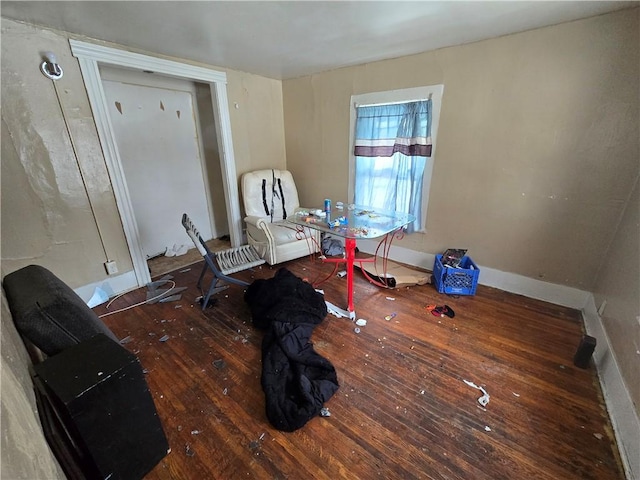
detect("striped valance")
[354,100,432,158]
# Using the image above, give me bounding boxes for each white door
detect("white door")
[102,70,214,258]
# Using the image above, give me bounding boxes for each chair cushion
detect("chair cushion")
[2,265,119,356]
[242,169,300,219]
[265,221,308,244]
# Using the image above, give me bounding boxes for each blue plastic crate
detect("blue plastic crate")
[433,254,480,295]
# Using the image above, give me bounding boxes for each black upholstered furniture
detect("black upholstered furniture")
[2,265,169,480]
[2,264,119,356]
[32,333,169,480]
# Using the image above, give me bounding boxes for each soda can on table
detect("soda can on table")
[324,198,331,224]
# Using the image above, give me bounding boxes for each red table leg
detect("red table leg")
[345,237,357,319]
[318,230,403,319]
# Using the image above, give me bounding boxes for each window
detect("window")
[348,85,443,232]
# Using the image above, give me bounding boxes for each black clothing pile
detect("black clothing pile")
[244,268,339,432]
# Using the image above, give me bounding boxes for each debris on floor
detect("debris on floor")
[355,318,367,327]
[164,244,189,257]
[196,296,219,309]
[463,379,490,407]
[248,440,260,451]
[147,287,187,304]
[147,275,174,289]
[159,294,183,303]
[87,286,109,308]
[357,257,430,287]
[146,275,187,304]
[249,432,266,453]
[425,304,455,318]
[159,334,170,342]
[326,301,350,318]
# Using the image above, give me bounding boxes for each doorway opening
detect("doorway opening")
[70,40,243,288]
[100,67,232,278]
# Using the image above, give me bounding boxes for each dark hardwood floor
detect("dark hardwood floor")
[146,238,231,278]
[94,256,624,480]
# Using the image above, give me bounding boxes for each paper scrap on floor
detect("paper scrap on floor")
[356,257,430,287]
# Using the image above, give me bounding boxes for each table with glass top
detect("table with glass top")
[287,205,415,319]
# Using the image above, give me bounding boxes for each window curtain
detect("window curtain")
[354,100,432,232]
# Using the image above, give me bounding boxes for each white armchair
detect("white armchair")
[241,169,319,265]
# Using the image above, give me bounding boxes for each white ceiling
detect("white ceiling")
[1,1,636,80]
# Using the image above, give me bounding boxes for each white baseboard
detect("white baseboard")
[357,240,590,308]
[582,296,640,480]
[74,270,139,305]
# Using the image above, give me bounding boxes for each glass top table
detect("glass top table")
[288,205,415,318]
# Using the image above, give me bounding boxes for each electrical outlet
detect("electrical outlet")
[104,260,118,275]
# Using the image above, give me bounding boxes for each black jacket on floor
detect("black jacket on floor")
[244,268,339,432]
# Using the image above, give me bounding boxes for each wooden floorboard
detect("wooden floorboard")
[94,256,624,480]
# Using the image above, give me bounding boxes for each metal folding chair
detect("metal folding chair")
[182,213,265,310]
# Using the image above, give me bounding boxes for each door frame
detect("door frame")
[70,40,242,287]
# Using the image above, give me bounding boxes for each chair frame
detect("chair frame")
[182,213,265,309]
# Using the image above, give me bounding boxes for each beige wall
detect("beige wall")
[1,17,286,287]
[593,176,640,415]
[283,9,639,293]
[1,294,64,479]
[1,19,131,286]
[226,69,287,178]
[1,17,287,476]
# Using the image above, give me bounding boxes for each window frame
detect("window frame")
[348,84,444,233]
